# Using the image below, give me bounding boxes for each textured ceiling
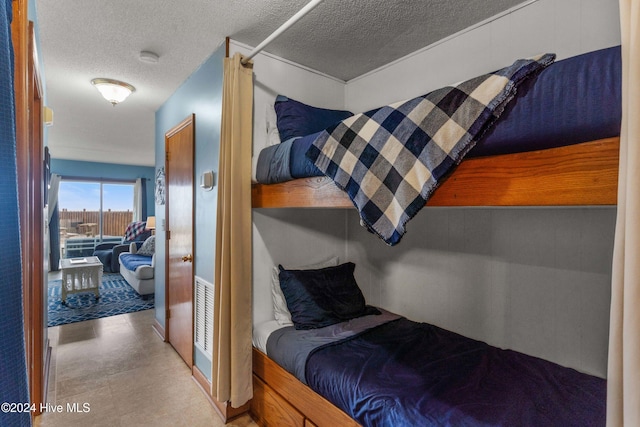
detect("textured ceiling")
[36,0,527,167]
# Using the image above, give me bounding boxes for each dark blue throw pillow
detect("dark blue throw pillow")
[274,95,354,142]
[278,262,379,330]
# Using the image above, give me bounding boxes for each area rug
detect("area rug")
[47,273,154,327]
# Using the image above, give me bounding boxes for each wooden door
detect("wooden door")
[165,115,195,367]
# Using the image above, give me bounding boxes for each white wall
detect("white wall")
[345,0,621,113]
[229,41,347,182]
[341,0,620,377]
[347,208,615,377]
[253,209,348,324]
[229,41,349,325]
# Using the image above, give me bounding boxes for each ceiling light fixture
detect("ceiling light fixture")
[91,78,136,106]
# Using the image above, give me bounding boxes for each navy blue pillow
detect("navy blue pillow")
[274,95,354,142]
[278,262,379,330]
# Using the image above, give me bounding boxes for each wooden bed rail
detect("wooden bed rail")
[252,137,619,209]
[251,347,360,427]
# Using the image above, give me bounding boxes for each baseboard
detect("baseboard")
[192,365,210,391]
[32,340,53,421]
[42,339,52,407]
[152,318,166,341]
[192,365,250,423]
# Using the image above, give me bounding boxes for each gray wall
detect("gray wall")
[254,207,615,377]
[347,208,615,377]
[340,0,620,378]
[253,209,348,324]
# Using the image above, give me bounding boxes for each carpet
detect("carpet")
[48,273,154,327]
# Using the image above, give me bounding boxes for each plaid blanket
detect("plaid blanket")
[307,54,555,245]
[123,220,148,242]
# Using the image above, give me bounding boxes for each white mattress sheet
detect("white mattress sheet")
[253,319,285,354]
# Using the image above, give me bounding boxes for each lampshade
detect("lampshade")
[91,78,135,105]
[146,216,156,229]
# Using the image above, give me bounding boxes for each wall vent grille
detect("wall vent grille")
[194,276,214,360]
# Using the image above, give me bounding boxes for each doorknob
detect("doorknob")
[181,254,193,263]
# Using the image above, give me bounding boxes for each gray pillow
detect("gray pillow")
[137,236,155,256]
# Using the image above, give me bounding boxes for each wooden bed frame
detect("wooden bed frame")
[250,137,619,426]
[252,137,619,208]
[251,347,360,427]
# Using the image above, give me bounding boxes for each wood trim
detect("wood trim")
[252,375,304,427]
[152,319,166,341]
[42,340,51,404]
[192,365,251,423]
[164,142,170,346]
[192,364,210,392]
[28,22,45,414]
[252,176,353,209]
[225,37,230,58]
[13,6,46,417]
[165,113,195,138]
[252,348,360,427]
[252,137,619,208]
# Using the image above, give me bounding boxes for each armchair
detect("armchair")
[94,241,144,273]
[92,221,151,273]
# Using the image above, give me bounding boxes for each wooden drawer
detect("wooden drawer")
[252,348,360,427]
[251,374,304,427]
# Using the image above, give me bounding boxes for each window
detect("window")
[58,180,135,258]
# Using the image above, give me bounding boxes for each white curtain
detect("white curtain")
[133,178,143,222]
[607,1,640,425]
[47,173,61,222]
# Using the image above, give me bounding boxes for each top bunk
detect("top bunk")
[252,46,621,209]
[252,137,619,208]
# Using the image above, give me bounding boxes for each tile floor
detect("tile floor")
[36,309,257,427]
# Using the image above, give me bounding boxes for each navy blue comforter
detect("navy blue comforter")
[305,318,605,427]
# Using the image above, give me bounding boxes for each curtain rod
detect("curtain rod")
[58,175,147,183]
[241,0,325,64]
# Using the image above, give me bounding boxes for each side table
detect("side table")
[60,256,103,304]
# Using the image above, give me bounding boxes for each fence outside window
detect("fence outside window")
[59,209,132,240]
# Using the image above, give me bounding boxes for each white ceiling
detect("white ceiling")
[35,0,527,167]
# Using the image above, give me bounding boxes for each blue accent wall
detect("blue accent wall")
[50,159,155,216]
[155,44,225,379]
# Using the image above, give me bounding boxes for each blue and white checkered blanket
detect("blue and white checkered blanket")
[123,220,148,242]
[307,54,555,245]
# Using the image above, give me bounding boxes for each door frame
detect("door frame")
[12,0,48,416]
[164,114,195,366]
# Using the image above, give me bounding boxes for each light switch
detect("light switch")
[200,171,215,191]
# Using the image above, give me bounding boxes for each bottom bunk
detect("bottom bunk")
[252,311,606,427]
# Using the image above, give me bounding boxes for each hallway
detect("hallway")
[36,309,256,427]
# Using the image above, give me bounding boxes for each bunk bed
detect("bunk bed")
[249,46,620,427]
